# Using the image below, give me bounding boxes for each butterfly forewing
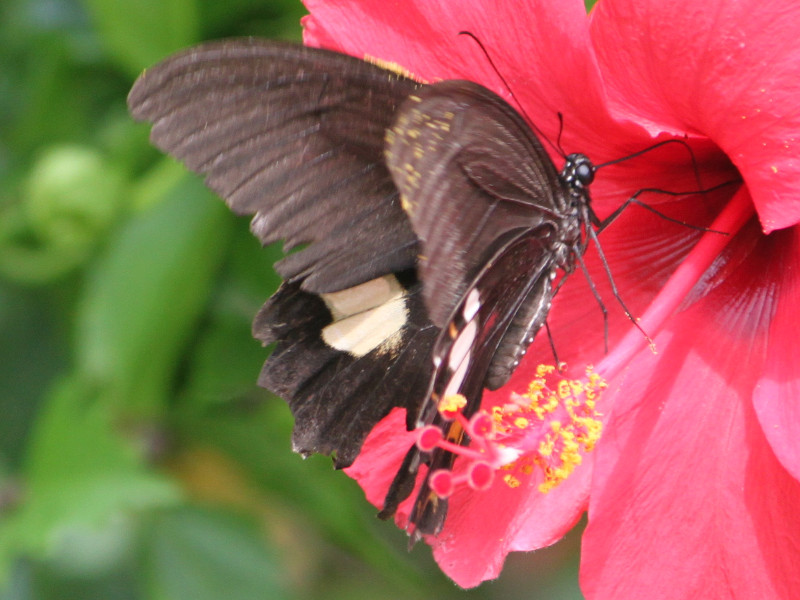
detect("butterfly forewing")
[378,82,589,535]
[128,38,423,293]
[129,40,439,467]
[385,81,579,389]
[385,81,568,328]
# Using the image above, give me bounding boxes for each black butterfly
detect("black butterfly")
[128,38,598,538]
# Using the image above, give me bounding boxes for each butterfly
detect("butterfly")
[128,38,599,538]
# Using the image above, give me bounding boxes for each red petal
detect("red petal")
[343,408,417,511]
[428,448,591,587]
[345,410,594,588]
[304,0,743,224]
[581,224,800,599]
[302,0,652,157]
[591,0,800,231]
[303,1,800,592]
[754,228,800,480]
[503,182,734,389]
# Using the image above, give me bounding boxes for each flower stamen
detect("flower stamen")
[417,365,606,498]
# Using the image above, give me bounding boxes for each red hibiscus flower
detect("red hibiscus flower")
[304,0,800,596]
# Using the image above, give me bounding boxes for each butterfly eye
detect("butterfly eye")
[563,153,595,187]
[575,160,595,185]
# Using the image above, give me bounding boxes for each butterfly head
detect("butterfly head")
[563,153,595,188]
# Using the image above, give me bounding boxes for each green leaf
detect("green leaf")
[0,284,68,468]
[75,163,232,414]
[143,507,287,600]
[180,316,265,405]
[199,0,307,40]
[174,400,426,589]
[0,145,127,284]
[180,222,282,406]
[0,377,180,581]
[81,0,200,76]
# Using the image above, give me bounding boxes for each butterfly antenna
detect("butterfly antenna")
[458,31,562,157]
[555,112,567,157]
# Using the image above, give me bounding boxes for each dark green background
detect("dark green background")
[0,0,590,597]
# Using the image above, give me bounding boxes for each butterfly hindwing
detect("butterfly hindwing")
[255,275,437,466]
[381,231,559,535]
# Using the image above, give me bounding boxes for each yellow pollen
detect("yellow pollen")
[536,364,555,377]
[363,55,422,81]
[538,438,554,456]
[436,365,606,499]
[439,394,467,414]
[493,364,605,494]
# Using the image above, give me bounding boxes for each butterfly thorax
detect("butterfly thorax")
[553,152,596,265]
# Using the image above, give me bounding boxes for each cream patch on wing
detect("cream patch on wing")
[320,275,408,357]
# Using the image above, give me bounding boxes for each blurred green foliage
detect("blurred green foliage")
[0,0,586,598]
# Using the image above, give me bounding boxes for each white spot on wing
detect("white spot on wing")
[462,288,481,322]
[320,275,408,357]
[444,351,470,398]
[443,319,477,397]
[449,320,477,371]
